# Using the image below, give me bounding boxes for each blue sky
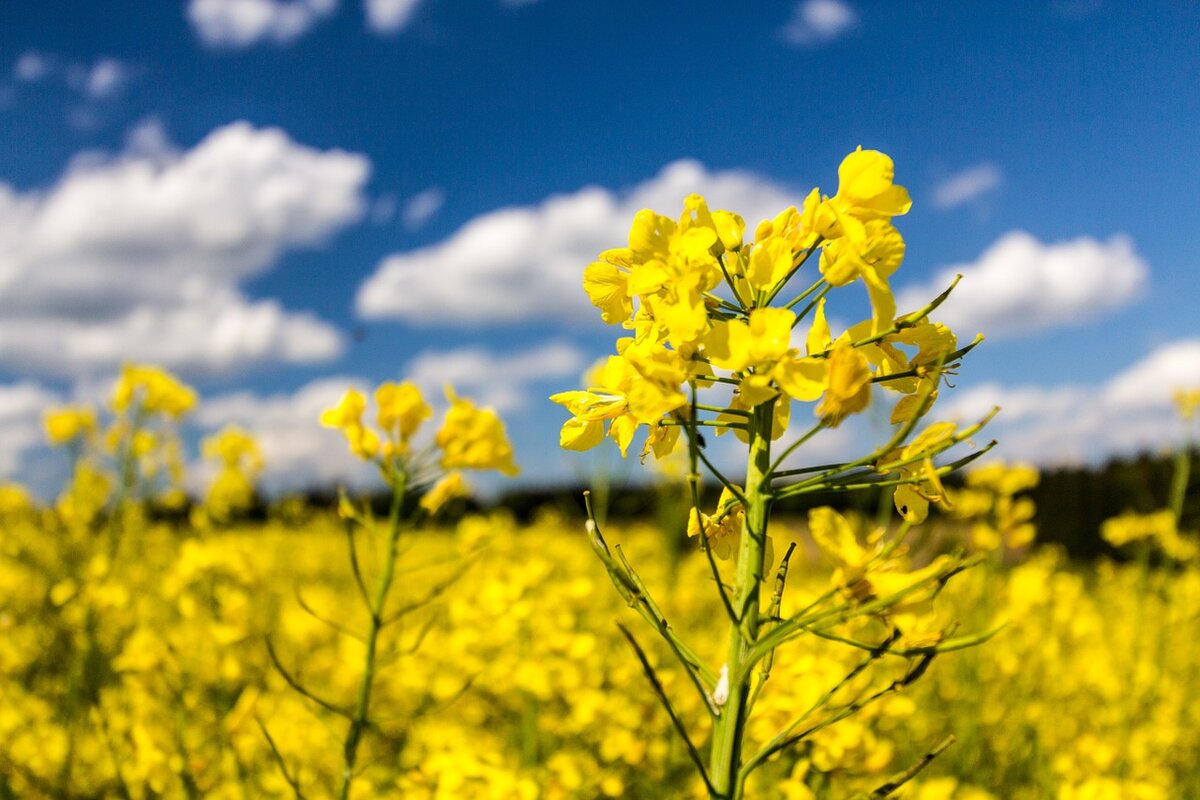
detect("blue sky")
[0,0,1197,495]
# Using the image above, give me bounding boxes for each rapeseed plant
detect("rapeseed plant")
[554,147,999,798]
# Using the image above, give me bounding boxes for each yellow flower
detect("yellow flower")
[815,341,872,426]
[687,485,744,560]
[419,471,470,515]
[1101,510,1197,561]
[112,364,197,418]
[879,421,959,524]
[319,389,381,460]
[551,339,688,457]
[808,506,948,611]
[830,147,912,223]
[375,381,432,443]
[436,389,519,476]
[621,195,724,346]
[202,426,264,473]
[44,406,98,445]
[320,388,367,430]
[0,482,33,515]
[583,255,633,325]
[705,307,828,409]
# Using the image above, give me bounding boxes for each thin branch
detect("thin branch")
[861,735,956,798]
[617,623,717,797]
[265,638,353,720]
[256,717,308,800]
[295,588,365,642]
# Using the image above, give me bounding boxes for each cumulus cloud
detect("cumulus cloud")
[780,0,857,46]
[0,121,369,377]
[364,0,422,33]
[406,341,585,412]
[188,0,339,47]
[938,339,1200,466]
[401,186,445,230]
[356,159,799,325]
[932,163,1002,209]
[895,231,1148,339]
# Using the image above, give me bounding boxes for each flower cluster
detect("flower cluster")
[949,461,1040,552]
[556,148,971,464]
[320,381,518,514]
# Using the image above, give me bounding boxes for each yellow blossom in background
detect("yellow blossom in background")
[201,427,265,523]
[0,482,33,515]
[420,471,470,515]
[1101,509,1198,562]
[112,364,197,418]
[319,388,381,460]
[44,406,98,445]
[437,389,519,476]
[375,380,432,444]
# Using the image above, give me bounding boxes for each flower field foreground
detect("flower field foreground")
[1,507,1198,798]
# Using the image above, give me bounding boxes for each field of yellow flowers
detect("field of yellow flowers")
[3,147,1199,799]
[2,497,1198,799]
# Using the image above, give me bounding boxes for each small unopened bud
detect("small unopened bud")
[712,664,729,707]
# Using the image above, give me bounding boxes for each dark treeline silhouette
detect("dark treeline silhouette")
[152,451,1197,562]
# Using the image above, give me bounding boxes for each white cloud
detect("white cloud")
[938,339,1200,466]
[188,0,339,47]
[405,341,585,412]
[401,185,445,230]
[14,51,51,82]
[781,0,857,46]
[356,159,799,325]
[0,381,61,478]
[364,0,421,33]
[1104,340,1200,411]
[895,231,1148,339]
[932,163,1002,210]
[0,121,369,377]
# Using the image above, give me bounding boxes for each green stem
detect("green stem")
[708,401,773,798]
[340,468,407,800]
[1168,437,1191,525]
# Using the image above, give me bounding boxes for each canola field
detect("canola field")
[3,147,1199,799]
[2,500,1198,799]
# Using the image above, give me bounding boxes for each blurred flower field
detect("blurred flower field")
[2,501,1198,799]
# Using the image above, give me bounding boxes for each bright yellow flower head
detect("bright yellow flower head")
[320,389,381,460]
[831,147,913,223]
[419,471,470,515]
[0,482,33,515]
[112,364,197,418]
[437,388,519,476]
[320,388,367,430]
[202,426,264,473]
[816,341,872,426]
[375,381,432,442]
[44,405,98,445]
